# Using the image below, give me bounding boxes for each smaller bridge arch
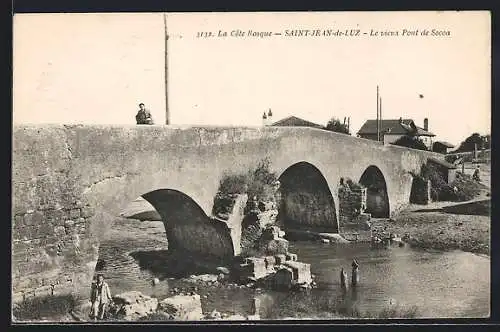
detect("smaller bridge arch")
[278,161,338,233]
[358,165,390,218]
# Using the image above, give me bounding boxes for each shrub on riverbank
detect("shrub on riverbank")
[214,158,279,216]
[265,291,419,319]
[414,163,485,202]
[217,158,278,198]
[13,294,78,321]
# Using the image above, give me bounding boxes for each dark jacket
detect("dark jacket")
[136,109,154,125]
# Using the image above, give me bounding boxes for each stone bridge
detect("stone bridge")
[12,124,440,302]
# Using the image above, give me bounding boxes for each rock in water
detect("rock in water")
[152,278,160,285]
[216,266,230,275]
[186,274,219,283]
[112,291,158,321]
[223,314,246,320]
[157,294,203,321]
[206,309,222,320]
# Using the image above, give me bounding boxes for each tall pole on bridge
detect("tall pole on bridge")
[164,12,170,125]
[376,85,380,142]
[379,95,383,142]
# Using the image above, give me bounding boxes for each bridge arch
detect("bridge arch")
[278,161,338,233]
[140,188,235,263]
[358,165,390,218]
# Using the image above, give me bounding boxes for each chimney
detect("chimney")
[424,118,429,131]
[267,108,273,124]
[262,112,268,126]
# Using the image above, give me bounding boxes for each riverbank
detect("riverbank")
[371,197,490,256]
[13,285,420,322]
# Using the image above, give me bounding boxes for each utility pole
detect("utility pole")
[164,12,170,125]
[376,85,380,142]
[379,96,382,142]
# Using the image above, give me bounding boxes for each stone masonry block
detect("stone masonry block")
[20,225,36,240]
[158,294,202,321]
[64,219,75,229]
[76,217,86,224]
[23,211,45,226]
[69,208,81,219]
[54,225,66,237]
[264,256,276,268]
[37,222,56,237]
[81,206,95,218]
[44,209,65,224]
[245,257,268,280]
[12,226,24,240]
[284,261,312,284]
[14,215,23,227]
[13,240,30,253]
[17,261,46,275]
[274,254,286,265]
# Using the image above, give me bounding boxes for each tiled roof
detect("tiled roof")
[357,119,435,137]
[434,141,455,148]
[271,116,323,128]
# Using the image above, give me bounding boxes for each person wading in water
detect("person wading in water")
[90,274,113,321]
[473,165,481,182]
[135,103,154,125]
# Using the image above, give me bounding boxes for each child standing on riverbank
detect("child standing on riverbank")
[90,274,113,321]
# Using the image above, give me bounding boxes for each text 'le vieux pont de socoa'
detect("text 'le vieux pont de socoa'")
[196,28,452,39]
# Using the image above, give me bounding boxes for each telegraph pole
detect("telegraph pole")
[376,85,380,141]
[164,12,170,125]
[379,95,382,141]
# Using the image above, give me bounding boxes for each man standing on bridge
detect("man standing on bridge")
[135,103,154,125]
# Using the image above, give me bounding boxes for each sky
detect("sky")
[13,11,491,146]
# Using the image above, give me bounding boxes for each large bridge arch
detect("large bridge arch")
[142,189,235,262]
[278,161,339,233]
[358,165,390,218]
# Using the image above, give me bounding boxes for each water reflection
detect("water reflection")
[97,219,490,319]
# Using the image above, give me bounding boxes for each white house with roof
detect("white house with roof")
[357,118,436,149]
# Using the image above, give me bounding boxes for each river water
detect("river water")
[96,218,490,319]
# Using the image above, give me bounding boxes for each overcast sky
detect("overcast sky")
[13,11,490,146]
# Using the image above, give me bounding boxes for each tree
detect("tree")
[391,135,428,151]
[456,133,490,152]
[324,118,350,135]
